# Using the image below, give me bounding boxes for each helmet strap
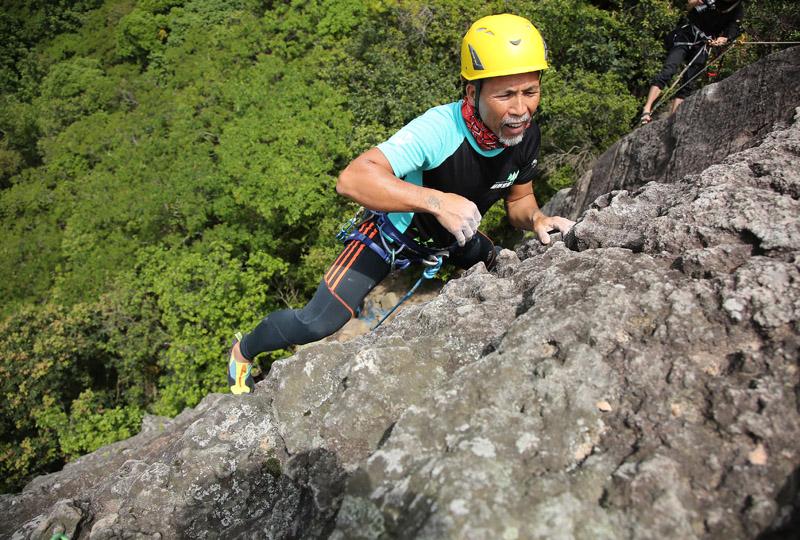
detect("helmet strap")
[472,79,483,120]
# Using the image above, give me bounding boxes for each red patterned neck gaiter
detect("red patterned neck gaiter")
[461,99,502,150]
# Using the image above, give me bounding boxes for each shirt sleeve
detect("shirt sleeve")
[376,107,450,180]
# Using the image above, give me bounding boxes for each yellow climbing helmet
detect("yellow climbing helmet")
[460,14,549,81]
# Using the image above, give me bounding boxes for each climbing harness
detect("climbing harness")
[337,208,451,329]
[337,208,449,271]
[650,42,713,114]
[671,24,712,48]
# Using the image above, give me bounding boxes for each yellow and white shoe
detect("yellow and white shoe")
[227,332,254,394]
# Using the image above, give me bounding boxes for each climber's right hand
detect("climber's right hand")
[428,192,482,247]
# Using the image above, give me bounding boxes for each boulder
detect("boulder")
[545,46,800,220]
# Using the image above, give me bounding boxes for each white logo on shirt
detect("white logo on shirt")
[491,169,519,190]
[393,131,414,145]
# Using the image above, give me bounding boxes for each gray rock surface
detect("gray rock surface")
[545,45,800,220]
[2,58,799,540]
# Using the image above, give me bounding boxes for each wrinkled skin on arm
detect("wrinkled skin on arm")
[337,148,482,246]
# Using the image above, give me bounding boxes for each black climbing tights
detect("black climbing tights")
[238,221,498,360]
[651,44,709,100]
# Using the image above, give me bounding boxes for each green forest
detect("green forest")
[1,0,798,493]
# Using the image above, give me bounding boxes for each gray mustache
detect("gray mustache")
[502,114,531,126]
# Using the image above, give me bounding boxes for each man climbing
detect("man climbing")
[640,0,744,124]
[228,13,575,394]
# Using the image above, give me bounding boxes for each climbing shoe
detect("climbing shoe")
[227,332,254,395]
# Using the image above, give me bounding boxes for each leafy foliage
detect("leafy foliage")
[0,300,151,492]
[35,390,144,460]
[134,241,289,415]
[1,0,794,492]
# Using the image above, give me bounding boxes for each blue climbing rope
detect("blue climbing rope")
[372,255,444,330]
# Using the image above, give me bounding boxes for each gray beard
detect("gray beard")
[497,114,530,147]
[498,132,525,146]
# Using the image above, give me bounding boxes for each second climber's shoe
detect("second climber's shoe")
[227,332,254,395]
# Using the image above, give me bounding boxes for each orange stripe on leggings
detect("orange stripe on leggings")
[328,222,376,288]
[325,222,376,287]
[329,224,378,292]
[325,241,358,284]
[325,282,356,318]
[324,221,372,283]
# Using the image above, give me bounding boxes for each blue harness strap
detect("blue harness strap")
[346,228,413,271]
[336,208,449,329]
[340,210,450,271]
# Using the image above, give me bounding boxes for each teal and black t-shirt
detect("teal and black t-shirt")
[377,100,540,248]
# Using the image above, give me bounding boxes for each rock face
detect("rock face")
[2,54,800,540]
[545,46,800,220]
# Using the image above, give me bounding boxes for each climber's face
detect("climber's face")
[467,71,541,146]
